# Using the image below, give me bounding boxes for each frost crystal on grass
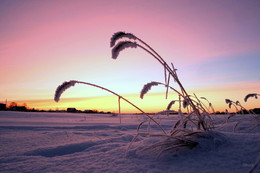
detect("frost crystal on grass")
[111,41,137,59]
[54,80,77,102]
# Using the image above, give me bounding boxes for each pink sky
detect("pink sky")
[0,0,259,112]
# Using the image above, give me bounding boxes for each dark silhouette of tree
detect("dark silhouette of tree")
[9,102,17,108]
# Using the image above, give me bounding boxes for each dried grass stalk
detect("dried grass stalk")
[55,80,166,134]
[118,96,121,124]
[165,72,171,99]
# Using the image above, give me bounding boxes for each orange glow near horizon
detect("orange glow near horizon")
[3,80,259,114]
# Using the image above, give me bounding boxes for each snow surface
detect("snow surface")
[0,111,259,173]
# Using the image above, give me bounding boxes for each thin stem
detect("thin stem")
[118,96,121,124]
[193,94,209,113]
[76,81,167,134]
[164,63,167,84]
[135,43,204,130]
[136,37,166,64]
[165,72,170,99]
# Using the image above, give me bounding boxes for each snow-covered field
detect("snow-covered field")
[0,111,259,173]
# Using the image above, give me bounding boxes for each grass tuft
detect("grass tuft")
[225,96,260,132]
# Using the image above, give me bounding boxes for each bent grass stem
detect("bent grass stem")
[56,80,166,135]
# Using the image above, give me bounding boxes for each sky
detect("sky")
[0,0,260,113]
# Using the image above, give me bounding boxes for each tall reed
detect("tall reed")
[54,31,220,157]
[110,31,213,131]
[225,95,260,131]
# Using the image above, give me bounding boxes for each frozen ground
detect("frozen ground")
[0,111,259,173]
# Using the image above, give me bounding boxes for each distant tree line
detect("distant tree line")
[0,102,28,111]
[0,102,259,114]
[0,102,112,114]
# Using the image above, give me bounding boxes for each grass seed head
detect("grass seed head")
[225,99,232,104]
[167,100,176,111]
[111,41,137,59]
[244,93,258,102]
[110,32,137,47]
[140,81,160,99]
[54,80,77,102]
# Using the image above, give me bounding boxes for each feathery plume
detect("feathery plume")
[244,93,258,102]
[112,41,137,59]
[200,97,207,100]
[140,81,159,99]
[225,99,232,104]
[167,100,175,110]
[54,80,77,102]
[225,99,232,108]
[110,32,137,47]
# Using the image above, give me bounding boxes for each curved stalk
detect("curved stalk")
[111,33,206,130]
[59,80,167,134]
[135,43,204,129]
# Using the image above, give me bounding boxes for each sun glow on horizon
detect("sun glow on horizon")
[3,80,259,114]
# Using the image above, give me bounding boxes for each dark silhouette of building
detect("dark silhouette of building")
[11,106,27,111]
[0,103,6,110]
[67,108,77,112]
[251,108,260,114]
[83,110,98,113]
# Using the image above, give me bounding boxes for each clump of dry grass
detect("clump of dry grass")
[55,31,257,158]
[141,131,200,158]
[225,94,260,132]
[111,31,214,130]
[110,31,217,156]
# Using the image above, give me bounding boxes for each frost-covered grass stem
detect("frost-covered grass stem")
[55,80,166,134]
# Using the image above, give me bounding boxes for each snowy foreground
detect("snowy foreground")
[0,111,259,173]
